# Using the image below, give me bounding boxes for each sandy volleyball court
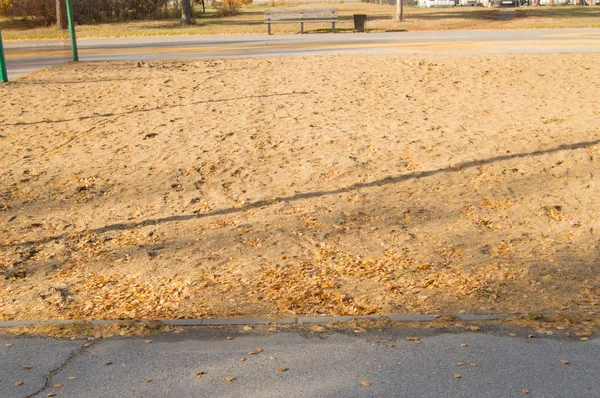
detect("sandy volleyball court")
[0,53,599,321]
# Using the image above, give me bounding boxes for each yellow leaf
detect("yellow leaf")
[361,380,373,387]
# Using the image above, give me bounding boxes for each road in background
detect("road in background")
[1,329,598,397]
[4,28,600,79]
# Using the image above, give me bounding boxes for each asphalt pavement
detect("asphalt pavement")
[1,328,599,397]
[4,28,600,79]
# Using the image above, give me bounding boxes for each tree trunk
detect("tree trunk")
[56,0,68,30]
[181,0,193,24]
[395,0,403,22]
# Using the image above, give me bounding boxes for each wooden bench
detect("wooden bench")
[264,8,338,35]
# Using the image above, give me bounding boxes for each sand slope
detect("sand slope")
[0,53,599,320]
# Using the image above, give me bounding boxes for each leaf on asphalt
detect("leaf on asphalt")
[528,335,535,339]
[269,356,276,360]
[23,365,32,369]
[278,366,287,372]
[456,362,464,366]
[564,332,571,337]
[226,337,234,340]
[5,344,13,347]
[225,376,235,382]
[14,381,23,386]
[67,376,77,380]
[460,344,468,348]
[105,361,113,366]
[468,326,480,332]
[195,370,205,376]
[240,357,246,362]
[580,337,589,341]
[405,337,420,342]
[522,389,530,394]
[454,374,462,379]
[144,340,152,344]
[243,326,253,331]
[361,380,373,387]
[469,363,477,367]
[575,331,592,337]
[83,343,92,348]
[509,333,517,337]
[249,348,263,355]
[144,379,152,383]
[47,393,56,397]
[311,325,326,333]
[54,384,63,388]
[560,360,569,365]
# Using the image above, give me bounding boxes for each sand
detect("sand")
[0,53,599,321]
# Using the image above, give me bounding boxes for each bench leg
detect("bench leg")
[301,22,304,34]
[332,22,336,33]
[268,23,271,35]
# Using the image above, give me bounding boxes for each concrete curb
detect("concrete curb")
[0,314,512,328]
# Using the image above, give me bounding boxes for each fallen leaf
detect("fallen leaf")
[269,356,276,360]
[5,343,13,348]
[509,333,517,337]
[144,379,152,383]
[240,357,246,362]
[145,340,152,344]
[469,363,477,367]
[47,393,56,397]
[580,337,589,341]
[454,374,462,379]
[456,362,464,366]
[14,381,23,386]
[460,344,467,348]
[105,361,113,366]
[564,332,571,337]
[361,380,373,387]
[249,348,263,355]
[522,389,530,394]
[468,326,480,332]
[195,370,205,376]
[560,360,569,365]
[67,376,77,380]
[54,384,63,388]
[575,331,592,337]
[396,362,402,366]
[226,337,234,340]
[224,376,235,382]
[528,335,535,339]
[278,366,287,372]
[243,326,253,331]
[83,343,92,348]
[23,365,32,369]
[405,337,420,342]
[311,325,326,333]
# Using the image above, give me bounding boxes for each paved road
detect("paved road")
[1,328,598,397]
[3,28,600,79]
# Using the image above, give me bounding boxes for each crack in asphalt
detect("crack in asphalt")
[25,341,95,398]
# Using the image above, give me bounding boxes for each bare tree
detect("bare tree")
[181,0,193,24]
[395,0,404,22]
[56,0,68,30]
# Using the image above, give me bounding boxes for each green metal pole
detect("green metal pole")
[65,0,78,61]
[0,29,8,83]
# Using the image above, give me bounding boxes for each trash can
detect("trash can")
[353,14,367,32]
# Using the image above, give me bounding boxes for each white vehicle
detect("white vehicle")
[418,0,457,7]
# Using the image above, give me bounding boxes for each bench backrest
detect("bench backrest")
[264,8,338,21]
